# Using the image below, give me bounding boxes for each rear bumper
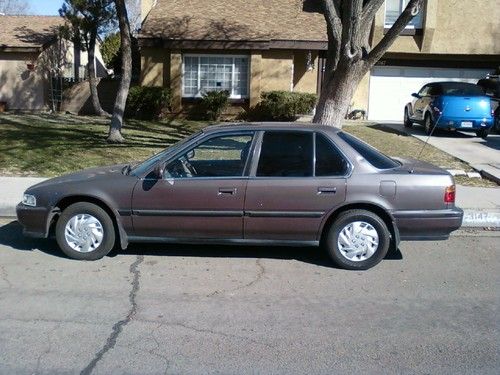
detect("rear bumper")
[16,203,52,238]
[436,116,493,130]
[393,207,464,241]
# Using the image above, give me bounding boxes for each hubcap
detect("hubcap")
[337,221,379,262]
[64,214,104,253]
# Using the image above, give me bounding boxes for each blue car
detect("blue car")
[404,82,494,138]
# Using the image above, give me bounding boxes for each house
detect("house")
[0,15,107,111]
[138,0,500,121]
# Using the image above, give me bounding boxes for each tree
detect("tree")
[59,0,116,117]
[313,0,424,127]
[0,0,30,14]
[101,32,122,73]
[107,0,132,143]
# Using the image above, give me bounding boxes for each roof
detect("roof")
[140,0,327,47]
[202,122,339,134]
[0,15,65,50]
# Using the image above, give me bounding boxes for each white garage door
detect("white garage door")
[367,66,493,122]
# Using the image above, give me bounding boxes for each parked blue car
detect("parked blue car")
[404,82,494,138]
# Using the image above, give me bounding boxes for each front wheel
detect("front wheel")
[404,108,412,128]
[55,202,115,260]
[324,210,390,270]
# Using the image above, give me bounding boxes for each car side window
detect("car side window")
[165,133,254,178]
[257,131,313,177]
[428,85,441,96]
[315,133,348,176]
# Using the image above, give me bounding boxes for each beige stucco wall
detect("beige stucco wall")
[0,51,47,110]
[260,50,294,92]
[351,72,370,112]
[140,47,167,87]
[293,50,318,94]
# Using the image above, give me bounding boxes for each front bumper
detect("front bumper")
[393,207,464,241]
[16,203,52,238]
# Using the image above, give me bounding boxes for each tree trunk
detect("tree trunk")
[313,61,366,127]
[88,30,109,117]
[107,0,132,143]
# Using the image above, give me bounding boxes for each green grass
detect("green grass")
[0,113,496,187]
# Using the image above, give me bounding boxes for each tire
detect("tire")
[404,108,412,128]
[324,210,390,270]
[476,128,489,139]
[56,202,115,260]
[494,116,500,133]
[424,113,435,135]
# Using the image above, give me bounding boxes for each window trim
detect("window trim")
[182,54,250,100]
[384,0,424,29]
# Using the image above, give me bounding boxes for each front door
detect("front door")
[244,131,348,241]
[132,132,255,239]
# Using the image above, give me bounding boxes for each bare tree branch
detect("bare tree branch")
[362,0,385,22]
[321,0,342,43]
[366,0,424,66]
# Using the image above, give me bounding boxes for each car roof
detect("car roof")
[202,122,342,134]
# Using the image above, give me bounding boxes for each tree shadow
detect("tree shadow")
[0,221,403,268]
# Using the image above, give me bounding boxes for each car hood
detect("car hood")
[27,164,129,191]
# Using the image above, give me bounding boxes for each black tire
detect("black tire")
[404,108,412,128]
[476,128,489,139]
[324,210,390,270]
[55,202,115,260]
[494,116,500,133]
[424,113,435,135]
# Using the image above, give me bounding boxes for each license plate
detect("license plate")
[461,121,473,128]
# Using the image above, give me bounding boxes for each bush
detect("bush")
[200,90,230,121]
[255,91,317,121]
[125,86,172,120]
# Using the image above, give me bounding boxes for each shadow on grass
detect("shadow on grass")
[0,221,403,269]
[368,123,410,137]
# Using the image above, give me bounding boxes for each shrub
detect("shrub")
[125,86,172,120]
[255,91,317,121]
[200,90,230,121]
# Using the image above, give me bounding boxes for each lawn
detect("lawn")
[0,113,495,187]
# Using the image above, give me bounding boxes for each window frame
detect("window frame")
[384,0,424,29]
[182,54,250,100]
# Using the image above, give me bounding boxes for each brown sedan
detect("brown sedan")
[17,123,463,270]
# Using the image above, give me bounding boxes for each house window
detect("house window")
[183,55,249,99]
[385,0,423,28]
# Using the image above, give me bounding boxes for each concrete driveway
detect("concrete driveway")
[382,123,500,182]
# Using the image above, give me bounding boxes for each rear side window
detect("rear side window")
[338,132,400,169]
[438,82,484,96]
[257,132,313,177]
[315,133,348,176]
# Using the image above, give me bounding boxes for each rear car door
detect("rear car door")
[244,130,348,241]
[131,132,254,239]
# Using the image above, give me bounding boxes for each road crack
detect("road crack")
[207,259,265,297]
[80,255,144,375]
[0,264,12,288]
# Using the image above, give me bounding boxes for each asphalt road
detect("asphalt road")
[0,220,498,375]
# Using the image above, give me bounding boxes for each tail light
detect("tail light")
[444,185,456,203]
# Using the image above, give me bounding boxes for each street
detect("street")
[0,220,498,375]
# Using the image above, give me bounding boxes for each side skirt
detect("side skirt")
[127,236,319,247]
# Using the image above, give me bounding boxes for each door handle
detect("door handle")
[317,187,337,195]
[218,188,237,196]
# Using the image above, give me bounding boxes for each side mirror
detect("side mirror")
[411,93,421,99]
[153,162,165,179]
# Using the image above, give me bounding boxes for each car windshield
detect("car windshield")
[130,131,203,176]
[436,82,485,96]
[338,132,400,169]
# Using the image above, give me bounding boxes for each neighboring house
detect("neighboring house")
[138,0,500,121]
[0,15,107,111]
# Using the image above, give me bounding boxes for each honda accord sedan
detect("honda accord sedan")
[17,123,463,270]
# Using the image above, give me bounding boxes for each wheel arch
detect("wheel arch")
[52,195,128,250]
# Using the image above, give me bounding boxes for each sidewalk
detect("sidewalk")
[1,176,499,229]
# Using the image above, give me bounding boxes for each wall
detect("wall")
[260,50,294,92]
[293,50,318,94]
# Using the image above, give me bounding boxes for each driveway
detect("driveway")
[0,220,499,375]
[381,123,500,182]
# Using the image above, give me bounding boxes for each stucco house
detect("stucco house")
[0,15,107,111]
[138,0,500,121]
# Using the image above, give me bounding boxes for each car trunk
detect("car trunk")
[439,95,491,119]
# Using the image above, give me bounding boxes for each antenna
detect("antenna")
[417,102,448,159]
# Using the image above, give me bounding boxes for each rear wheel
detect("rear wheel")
[324,210,390,270]
[476,128,489,139]
[56,202,115,260]
[404,108,412,128]
[424,114,435,135]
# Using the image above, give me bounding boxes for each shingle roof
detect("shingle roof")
[0,15,65,49]
[140,0,327,43]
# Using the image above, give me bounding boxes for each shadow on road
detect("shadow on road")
[0,220,403,267]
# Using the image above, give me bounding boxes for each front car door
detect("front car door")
[244,130,349,242]
[131,131,255,239]
[413,84,430,121]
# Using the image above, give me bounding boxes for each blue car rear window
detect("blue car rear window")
[434,82,485,96]
[338,132,400,170]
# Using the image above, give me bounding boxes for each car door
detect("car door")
[131,132,255,239]
[244,130,348,242]
[413,84,430,121]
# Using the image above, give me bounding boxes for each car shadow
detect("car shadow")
[0,221,403,267]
